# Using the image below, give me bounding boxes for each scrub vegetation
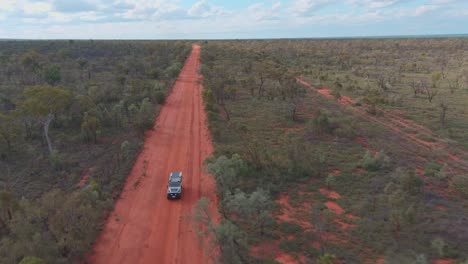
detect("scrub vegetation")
[0,40,190,263]
[195,39,468,264]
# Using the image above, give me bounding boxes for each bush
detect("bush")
[316,253,337,264]
[311,111,332,135]
[424,161,443,177]
[362,150,390,171]
[49,151,64,170]
[330,88,341,99]
[43,64,61,85]
[155,91,166,105]
[333,124,357,139]
[451,175,468,198]
[19,257,45,264]
[279,221,303,234]
[133,98,155,133]
[278,239,302,252]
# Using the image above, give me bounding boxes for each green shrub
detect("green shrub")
[316,253,337,264]
[155,91,166,104]
[279,221,303,234]
[330,88,341,99]
[451,175,468,198]
[278,239,302,252]
[424,161,443,177]
[362,150,390,171]
[43,64,61,85]
[49,151,64,170]
[19,257,45,264]
[334,124,357,139]
[311,111,332,135]
[134,98,154,133]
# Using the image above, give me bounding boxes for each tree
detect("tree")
[225,189,274,236]
[311,204,333,255]
[439,102,448,128]
[133,98,154,134]
[0,190,18,231]
[81,112,100,143]
[19,86,72,156]
[20,50,43,84]
[311,110,331,136]
[76,58,88,81]
[448,76,462,94]
[191,197,249,264]
[207,154,247,206]
[215,220,249,264]
[410,79,424,97]
[43,65,61,85]
[0,113,20,154]
[326,174,336,189]
[191,197,219,261]
[421,74,440,103]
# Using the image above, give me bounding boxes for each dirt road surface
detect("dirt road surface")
[89,45,215,264]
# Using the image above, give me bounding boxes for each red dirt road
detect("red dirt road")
[88,45,215,264]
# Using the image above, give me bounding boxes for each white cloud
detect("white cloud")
[188,0,224,18]
[0,0,466,39]
[0,0,16,12]
[247,2,281,21]
[347,0,405,9]
[23,1,52,15]
[288,0,336,17]
[116,0,186,21]
[392,4,440,17]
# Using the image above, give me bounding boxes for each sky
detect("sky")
[0,0,467,39]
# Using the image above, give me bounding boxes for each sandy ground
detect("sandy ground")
[88,45,215,264]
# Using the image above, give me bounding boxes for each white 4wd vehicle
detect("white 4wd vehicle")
[167,171,183,199]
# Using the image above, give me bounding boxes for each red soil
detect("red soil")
[376,256,385,264]
[334,219,356,230]
[435,204,448,211]
[354,168,365,173]
[354,136,377,154]
[448,154,461,162]
[319,188,342,199]
[298,78,468,179]
[88,45,216,264]
[345,214,359,220]
[331,169,342,175]
[317,87,333,98]
[277,193,313,229]
[339,95,355,105]
[251,240,279,259]
[311,241,321,249]
[325,201,344,215]
[275,253,301,264]
[433,259,455,264]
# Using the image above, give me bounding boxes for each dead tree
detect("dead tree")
[440,102,448,128]
[420,80,438,103]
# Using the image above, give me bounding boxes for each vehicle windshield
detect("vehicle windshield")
[169,182,180,187]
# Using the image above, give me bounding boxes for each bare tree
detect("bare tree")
[448,76,462,94]
[439,102,448,128]
[420,79,438,103]
[410,80,424,97]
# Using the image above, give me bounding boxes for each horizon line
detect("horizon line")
[1,33,468,41]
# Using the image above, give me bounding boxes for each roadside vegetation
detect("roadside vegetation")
[0,40,191,263]
[196,39,468,263]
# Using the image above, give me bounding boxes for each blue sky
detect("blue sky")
[0,0,467,39]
